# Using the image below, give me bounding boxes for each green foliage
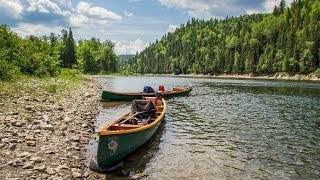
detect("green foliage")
[44,84,59,93]
[314,68,320,78]
[0,24,119,81]
[124,0,320,76]
[77,38,119,74]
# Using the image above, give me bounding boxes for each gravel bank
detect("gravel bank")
[0,77,104,179]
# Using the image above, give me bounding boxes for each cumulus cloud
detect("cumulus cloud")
[124,10,133,17]
[12,23,63,37]
[114,39,148,55]
[0,0,23,19]
[76,1,121,20]
[26,0,70,16]
[158,0,293,18]
[167,25,178,33]
[69,15,89,27]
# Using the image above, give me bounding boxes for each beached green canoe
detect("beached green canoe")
[101,86,192,101]
[93,97,166,172]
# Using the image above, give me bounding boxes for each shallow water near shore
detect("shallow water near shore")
[88,76,320,179]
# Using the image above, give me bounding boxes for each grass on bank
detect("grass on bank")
[0,68,85,97]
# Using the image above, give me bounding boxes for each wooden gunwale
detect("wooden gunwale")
[98,98,166,136]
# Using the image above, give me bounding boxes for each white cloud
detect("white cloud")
[167,25,178,33]
[26,0,70,16]
[263,0,293,12]
[158,0,294,18]
[12,23,63,37]
[0,0,23,19]
[69,15,89,27]
[114,39,148,55]
[76,1,121,20]
[158,0,213,18]
[124,10,133,17]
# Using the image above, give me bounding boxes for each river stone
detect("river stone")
[71,136,80,142]
[34,164,46,172]
[41,124,54,131]
[63,116,71,123]
[71,168,82,178]
[43,115,49,123]
[0,143,5,149]
[57,122,67,131]
[45,168,56,175]
[17,151,32,158]
[9,139,18,143]
[26,140,36,146]
[32,125,40,130]
[22,162,34,169]
[30,156,42,163]
[8,143,16,150]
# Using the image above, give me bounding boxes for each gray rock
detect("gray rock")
[33,130,41,134]
[45,168,56,175]
[71,136,80,142]
[43,115,49,123]
[57,164,69,169]
[63,116,71,123]
[34,164,46,172]
[9,139,17,143]
[81,123,88,128]
[13,121,25,127]
[41,124,54,131]
[0,143,5,149]
[22,162,34,169]
[32,125,40,130]
[71,168,82,178]
[57,122,67,131]
[45,150,55,154]
[1,138,9,143]
[17,152,32,158]
[30,156,42,163]
[8,143,16,150]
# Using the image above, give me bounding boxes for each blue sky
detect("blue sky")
[0,0,292,54]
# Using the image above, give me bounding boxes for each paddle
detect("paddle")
[118,110,155,125]
[117,111,144,125]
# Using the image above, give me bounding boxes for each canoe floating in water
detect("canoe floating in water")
[101,86,192,101]
[91,97,166,172]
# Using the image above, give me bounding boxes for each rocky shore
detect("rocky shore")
[0,77,104,179]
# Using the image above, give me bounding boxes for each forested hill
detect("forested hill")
[127,0,320,75]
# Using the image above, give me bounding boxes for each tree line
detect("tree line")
[0,25,119,80]
[125,0,320,76]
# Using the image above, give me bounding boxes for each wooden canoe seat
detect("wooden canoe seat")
[110,124,143,131]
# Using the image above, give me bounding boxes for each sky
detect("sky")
[0,0,293,55]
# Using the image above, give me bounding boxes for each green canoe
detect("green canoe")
[93,97,166,172]
[101,86,192,101]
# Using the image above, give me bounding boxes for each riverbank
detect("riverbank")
[153,73,320,81]
[97,72,320,81]
[0,76,104,179]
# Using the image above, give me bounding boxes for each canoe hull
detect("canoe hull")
[101,86,192,101]
[96,115,164,171]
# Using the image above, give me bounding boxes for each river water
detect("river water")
[88,76,320,179]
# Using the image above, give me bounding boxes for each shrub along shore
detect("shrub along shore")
[0,74,104,179]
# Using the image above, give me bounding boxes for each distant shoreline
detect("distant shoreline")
[93,73,320,81]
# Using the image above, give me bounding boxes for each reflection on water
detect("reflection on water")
[88,76,320,179]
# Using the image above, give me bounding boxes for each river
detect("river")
[88,76,320,179]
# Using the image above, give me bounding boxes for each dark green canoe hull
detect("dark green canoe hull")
[96,119,163,171]
[101,87,192,101]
